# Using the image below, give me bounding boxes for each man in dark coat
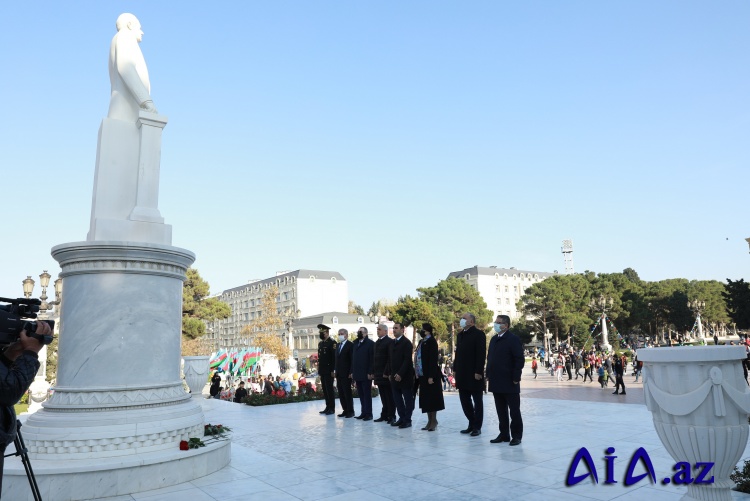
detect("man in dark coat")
[486,315,524,446]
[613,353,626,395]
[373,324,396,423]
[334,328,355,418]
[317,324,336,415]
[453,312,486,436]
[351,327,375,420]
[388,322,415,428]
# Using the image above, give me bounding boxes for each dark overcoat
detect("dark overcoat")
[453,325,486,392]
[373,335,393,383]
[486,330,524,394]
[388,336,414,388]
[416,335,445,412]
[335,340,353,376]
[351,337,374,381]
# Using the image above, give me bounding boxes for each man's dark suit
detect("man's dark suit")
[352,337,375,418]
[486,330,524,441]
[335,340,354,416]
[318,336,336,412]
[388,335,415,425]
[373,335,395,421]
[454,325,486,432]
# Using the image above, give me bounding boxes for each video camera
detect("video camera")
[0,297,55,347]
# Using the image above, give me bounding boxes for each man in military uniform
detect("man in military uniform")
[317,324,336,415]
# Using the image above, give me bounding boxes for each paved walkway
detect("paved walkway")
[91,368,750,501]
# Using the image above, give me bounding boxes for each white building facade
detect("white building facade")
[205,269,348,349]
[447,266,557,319]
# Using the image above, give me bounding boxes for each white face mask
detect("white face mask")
[338,335,346,342]
[459,319,467,329]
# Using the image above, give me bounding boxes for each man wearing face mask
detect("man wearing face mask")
[334,328,355,418]
[351,327,375,420]
[317,324,336,415]
[388,322,415,428]
[373,324,396,423]
[453,312,486,436]
[486,315,524,446]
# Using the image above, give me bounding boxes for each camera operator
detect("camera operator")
[0,322,53,491]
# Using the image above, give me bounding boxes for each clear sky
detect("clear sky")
[2,1,748,309]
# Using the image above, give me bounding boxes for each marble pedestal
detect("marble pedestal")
[2,241,230,500]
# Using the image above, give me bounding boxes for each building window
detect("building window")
[513,274,517,280]
[504,286,508,293]
[505,298,510,305]
[331,277,337,284]
[332,317,339,324]
[283,292,289,301]
[465,273,470,280]
[494,273,499,279]
[244,313,249,321]
[310,276,315,282]
[520,273,525,279]
[534,274,539,279]
[497,299,501,305]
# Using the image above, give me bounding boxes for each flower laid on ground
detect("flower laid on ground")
[204,423,231,436]
[179,437,205,450]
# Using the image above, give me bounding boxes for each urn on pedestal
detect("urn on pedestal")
[639,346,750,501]
[183,355,210,397]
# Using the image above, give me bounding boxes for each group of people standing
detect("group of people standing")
[546,349,635,395]
[317,312,526,446]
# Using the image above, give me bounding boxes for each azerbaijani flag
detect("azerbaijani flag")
[210,349,227,369]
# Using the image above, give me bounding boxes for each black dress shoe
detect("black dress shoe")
[460,427,473,434]
[620,392,626,395]
[398,422,412,429]
[391,420,403,427]
[355,415,364,419]
[490,435,510,443]
[319,409,329,414]
[373,417,387,422]
[612,391,619,395]
[470,429,481,437]
[362,415,373,421]
[345,413,355,418]
[337,412,346,417]
[324,410,335,415]
[509,438,522,446]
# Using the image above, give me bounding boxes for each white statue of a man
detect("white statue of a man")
[107,13,158,121]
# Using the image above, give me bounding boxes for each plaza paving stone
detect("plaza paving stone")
[90,367,750,500]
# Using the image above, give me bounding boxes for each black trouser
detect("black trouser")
[575,367,582,378]
[493,392,522,440]
[391,381,414,423]
[566,364,572,380]
[615,375,626,393]
[355,379,373,417]
[0,442,6,495]
[459,389,483,431]
[336,376,354,414]
[583,368,592,382]
[320,373,335,411]
[376,379,395,419]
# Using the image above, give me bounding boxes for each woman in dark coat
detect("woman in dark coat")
[415,323,445,431]
[209,371,221,399]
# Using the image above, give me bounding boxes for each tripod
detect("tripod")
[3,421,42,501]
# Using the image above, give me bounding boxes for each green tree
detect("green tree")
[724,279,750,329]
[240,286,290,360]
[417,277,494,351]
[182,268,231,340]
[348,301,365,315]
[388,296,445,339]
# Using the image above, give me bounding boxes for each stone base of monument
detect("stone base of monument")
[0,241,233,500]
[2,436,230,500]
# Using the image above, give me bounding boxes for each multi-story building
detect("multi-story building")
[447,265,557,319]
[205,269,348,349]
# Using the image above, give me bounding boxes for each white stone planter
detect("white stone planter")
[183,356,210,397]
[639,346,750,501]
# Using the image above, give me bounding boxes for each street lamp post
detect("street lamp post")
[23,270,63,414]
[687,299,706,344]
[589,295,614,353]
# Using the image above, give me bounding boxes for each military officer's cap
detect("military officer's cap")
[317,324,331,331]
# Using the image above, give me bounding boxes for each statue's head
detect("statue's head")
[115,13,143,42]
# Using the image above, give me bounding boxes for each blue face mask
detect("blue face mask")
[493,323,502,333]
[459,319,467,329]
